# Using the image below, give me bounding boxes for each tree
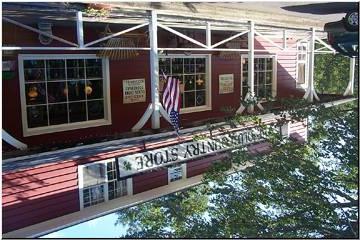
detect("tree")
[115,99,358,238]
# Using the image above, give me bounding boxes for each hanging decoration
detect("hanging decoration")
[28,86,38,100]
[97,24,145,60]
[38,22,53,45]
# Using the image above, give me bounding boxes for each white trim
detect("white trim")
[18,54,112,137]
[76,12,84,48]
[2,129,28,150]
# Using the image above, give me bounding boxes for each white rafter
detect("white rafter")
[158,23,208,48]
[84,22,149,47]
[211,30,249,48]
[314,36,336,53]
[254,30,283,50]
[3,17,78,47]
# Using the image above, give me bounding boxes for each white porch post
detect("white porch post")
[132,11,171,132]
[76,11,84,48]
[248,21,255,113]
[344,57,356,96]
[206,22,211,48]
[236,21,255,114]
[149,10,160,129]
[303,28,320,102]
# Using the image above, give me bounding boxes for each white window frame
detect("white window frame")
[78,158,133,210]
[167,163,187,183]
[296,41,309,89]
[240,54,277,101]
[18,54,112,137]
[159,54,212,114]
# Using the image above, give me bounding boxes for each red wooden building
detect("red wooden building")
[2,2,356,238]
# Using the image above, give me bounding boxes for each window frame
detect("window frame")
[296,41,309,89]
[159,54,212,114]
[18,54,112,137]
[78,158,133,210]
[240,54,277,101]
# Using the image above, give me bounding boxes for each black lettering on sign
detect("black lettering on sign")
[144,153,154,168]
[171,148,178,161]
[184,145,192,158]
[200,142,207,154]
[207,141,218,151]
[154,152,164,165]
[135,156,144,170]
[192,143,200,156]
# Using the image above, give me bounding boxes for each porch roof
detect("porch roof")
[2,2,329,40]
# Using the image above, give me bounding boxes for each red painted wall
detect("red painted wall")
[2,160,79,233]
[3,22,304,148]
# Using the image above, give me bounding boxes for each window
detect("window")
[159,55,211,113]
[78,159,132,209]
[19,54,111,136]
[296,42,308,88]
[168,164,186,183]
[241,55,277,100]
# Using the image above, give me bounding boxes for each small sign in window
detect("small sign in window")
[168,165,183,182]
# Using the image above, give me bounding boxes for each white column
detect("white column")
[206,22,211,48]
[149,10,160,129]
[248,21,255,113]
[303,28,319,102]
[76,11,84,48]
[344,57,356,96]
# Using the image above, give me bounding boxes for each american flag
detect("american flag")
[162,74,181,134]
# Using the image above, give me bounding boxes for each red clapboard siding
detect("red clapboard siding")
[2,167,77,188]
[132,169,168,194]
[2,172,78,196]
[2,160,79,234]
[186,153,228,178]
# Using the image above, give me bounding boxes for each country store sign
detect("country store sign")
[116,126,268,178]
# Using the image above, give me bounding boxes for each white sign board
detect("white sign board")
[123,78,146,104]
[117,126,268,178]
[219,74,234,94]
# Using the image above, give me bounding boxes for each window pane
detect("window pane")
[25,83,46,105]
[242,86,248,99]
[172,58,183,74]
[196,59,205,73]
[24,68,45,82]
[184,91,195,108]
[196,90,206,106]
[298,63,306,84]
[24,60,45,69]
[86,66,102,79]
[67,59,84,68]
[86,80,103,100]
[258,58,265,71]
[46,60,66,81]
[196,74,206,90]
[266,72,272,84]
[87,100,104,120]
[258,72,265,85]
[67,67,85,80]
[184,75,195,91]
[48,103,68,125]
[68,80,86,101]
[159,58,171,74]
[47,82,67,103]
[69,102,86,123]
[266,58,273,70]
[184,58,195,73]
[27,106,48,128]
[258,85,266,98]
[83,164,106,187]
[265,85,272,98]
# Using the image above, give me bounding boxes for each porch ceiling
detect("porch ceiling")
[2,2,329,40]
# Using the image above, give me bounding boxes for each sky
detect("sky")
[41,212,128,238]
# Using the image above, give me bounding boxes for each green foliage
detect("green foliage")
[115,101,358,238]
[314,53,351,94]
